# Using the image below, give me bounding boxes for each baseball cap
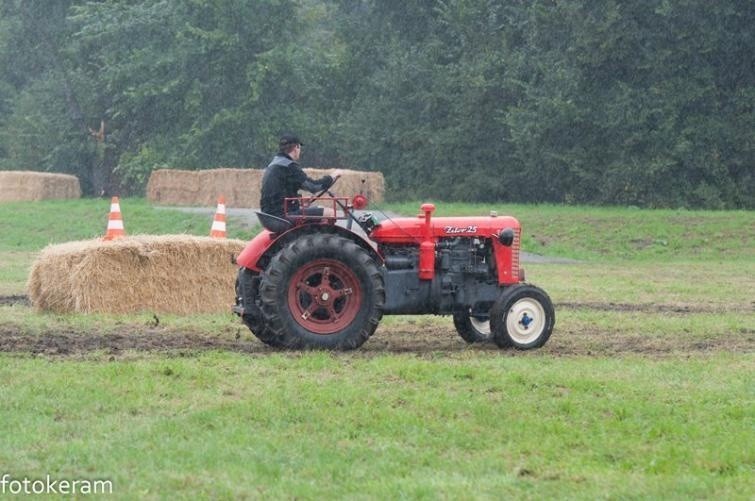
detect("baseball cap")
[279,133,304,148]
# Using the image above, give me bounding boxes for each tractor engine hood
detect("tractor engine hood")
[370,214,521,244]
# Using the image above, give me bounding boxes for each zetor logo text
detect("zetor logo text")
[443,225,478,234]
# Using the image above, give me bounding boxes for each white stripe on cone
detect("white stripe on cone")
[211,221,226,232]
[108,220,124,230]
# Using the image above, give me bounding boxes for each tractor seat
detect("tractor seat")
[256,211,293,234]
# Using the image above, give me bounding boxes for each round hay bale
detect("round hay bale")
[146,167,384,207]
[27,235,246,315]
[0,171,81,202]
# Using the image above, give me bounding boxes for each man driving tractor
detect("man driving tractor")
[260,133,341,219]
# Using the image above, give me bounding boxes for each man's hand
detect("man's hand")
[331,169,344,178]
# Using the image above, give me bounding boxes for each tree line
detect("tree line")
[0,0,752,208]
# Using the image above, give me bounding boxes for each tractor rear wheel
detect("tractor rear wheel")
[259,234,384,350]
[236,268,285,347]
[490,285,555,350]
[453,307,493,343]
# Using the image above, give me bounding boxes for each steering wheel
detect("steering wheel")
[311,174,354,219]
[314,174,340,198]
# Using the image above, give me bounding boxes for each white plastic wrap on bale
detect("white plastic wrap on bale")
[27,235,245,314]
[0,171,81,201]
[146,167,384,207]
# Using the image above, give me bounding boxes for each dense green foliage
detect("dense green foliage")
[0,1,752,208]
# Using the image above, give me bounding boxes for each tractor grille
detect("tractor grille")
[512,228,521,280]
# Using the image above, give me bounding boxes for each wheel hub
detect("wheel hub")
[506,298,546,344]
[288,260,361,334]
[519,312,533,329]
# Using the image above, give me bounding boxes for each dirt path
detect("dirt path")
[0,322,751,358]
[5,294,750,313]
[0,295,28,307]
[4,293,752,357]
[2,296,752,358]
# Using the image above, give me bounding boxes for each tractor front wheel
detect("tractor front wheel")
[259,234,384,350]
[490,285,555,350]
[453,307,493,343]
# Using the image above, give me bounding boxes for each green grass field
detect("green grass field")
[0,198,753,499]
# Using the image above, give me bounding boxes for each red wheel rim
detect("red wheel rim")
[287,259,363,335]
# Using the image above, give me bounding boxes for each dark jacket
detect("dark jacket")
[260,154,333,217]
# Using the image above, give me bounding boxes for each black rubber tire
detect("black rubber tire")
[241,313,286,348]
[235,268,285,348]
[259,234,384,350]
[490,284,555,350]
[453,308,493,343]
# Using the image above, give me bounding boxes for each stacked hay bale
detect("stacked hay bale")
[28,235,245,314]
[144,168,201,206]
[306,168,385,205]
[146,168,264,207]
[146,167,384,207]
[0,171,80,201]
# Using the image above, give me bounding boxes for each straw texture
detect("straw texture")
[0,171,80,201]
[28,235,245,314]
[146,167,384,207]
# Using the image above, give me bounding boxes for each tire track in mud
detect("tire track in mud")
[3,294,751,313]
[2,295,752,357]
[557,301,755,314]
[0,322,752,358]
[0,295,29,307]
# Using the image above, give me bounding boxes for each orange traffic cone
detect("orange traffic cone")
[103,196,126,240]
[210,196,227,238]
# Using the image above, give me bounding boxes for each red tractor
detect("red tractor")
[233,179,554,350]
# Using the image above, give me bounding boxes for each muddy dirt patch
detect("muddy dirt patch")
[6,294,751,314]
[0,323,255,357]
[2,294,752,358]
[1,321,751,358]
[557,301,755,314]
[0,295,30,307]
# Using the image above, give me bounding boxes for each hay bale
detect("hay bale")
[145,169,202,206]
[306,168,385,206]
[0,171,81,202]
[146,167,384,207]
[146,168,264,207]
[199,168,264,207]
[27,235,245,315]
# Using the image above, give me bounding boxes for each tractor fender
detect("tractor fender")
[236,224,382,272]
[236,230,276,272]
